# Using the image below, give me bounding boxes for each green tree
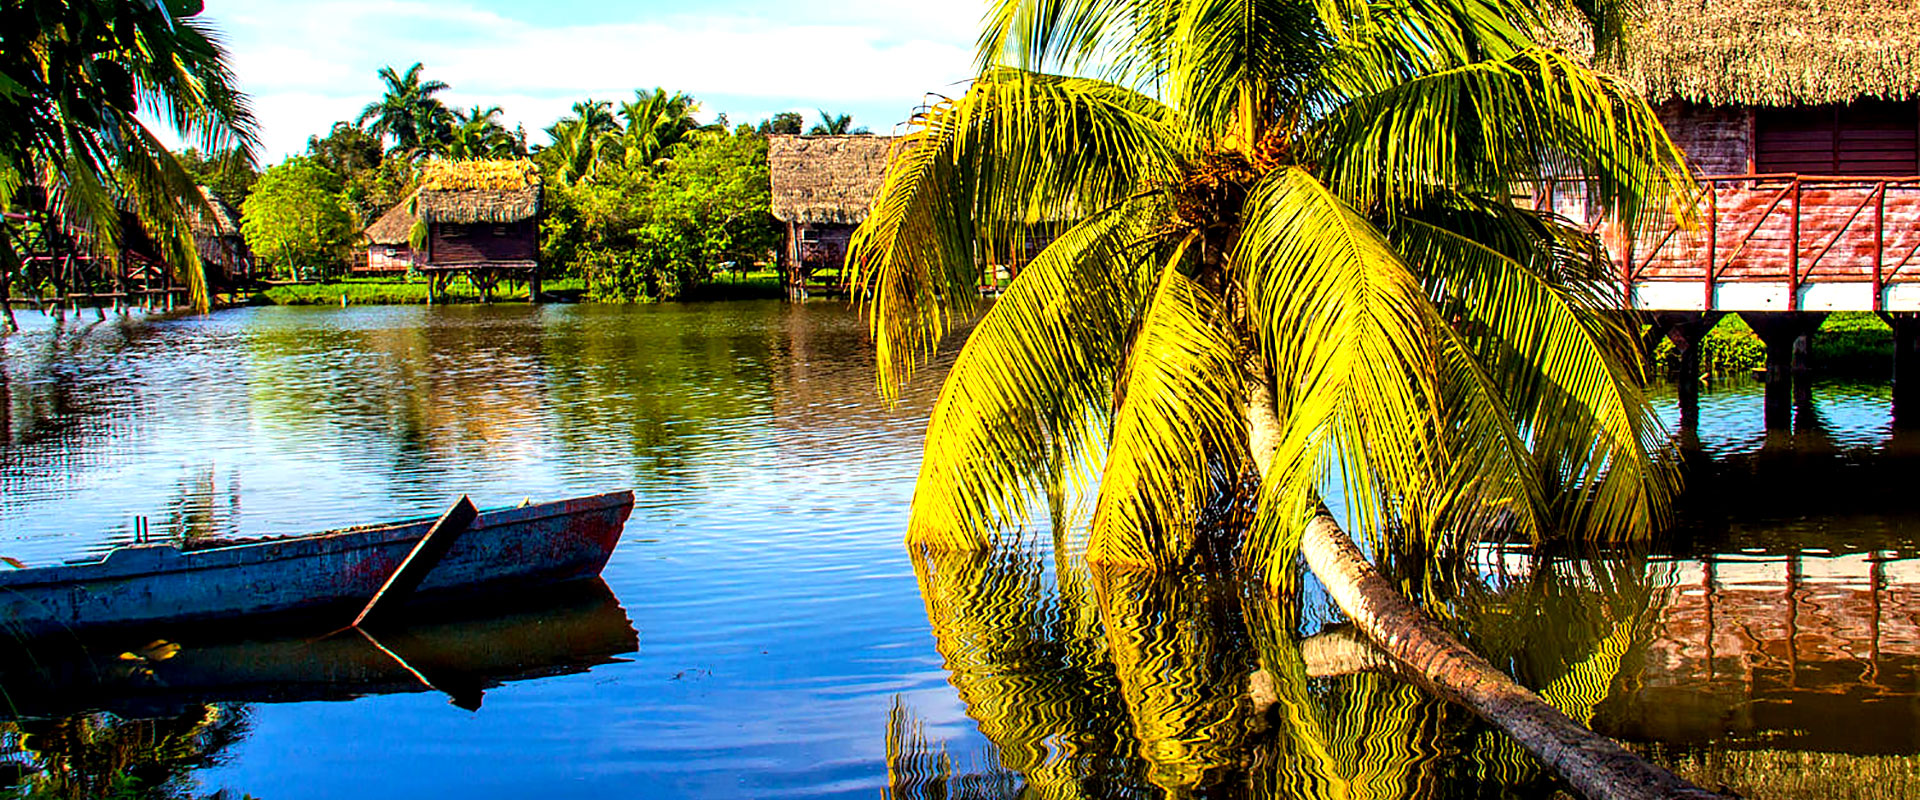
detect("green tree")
[0,0,257,319]
[548,131,777,300]
[617,88,702,169]
[240,159,355,280]
[304,123,412,224]
[356,62,453,157]
[538,100,619,185]
[175,147,258,207]
[806,110,868,135]
[850,1,1715,795]
[756,112,803,135]
[306,122,384,176]
[443,105,523,160]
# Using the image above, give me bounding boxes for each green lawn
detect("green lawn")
[259,271,786,305]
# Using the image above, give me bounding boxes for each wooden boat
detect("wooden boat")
[0,579,639,719]
[0,491,634,638]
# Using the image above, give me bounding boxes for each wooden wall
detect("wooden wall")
[360,244,413,274]
[1658,102,1752,176]
[426,221,537,265]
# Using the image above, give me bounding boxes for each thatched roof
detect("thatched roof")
[190,186,241,238]
[364,195,417,245]
[768,135,895,224]
[417,159,540,224]
[1601,0,1920,106]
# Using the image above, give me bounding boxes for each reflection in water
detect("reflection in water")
[904,527,1920,798]
[1,580,637,720]
[1,705,249,800]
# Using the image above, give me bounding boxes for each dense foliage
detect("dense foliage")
[544,131,779,301]
[240,159,354,279]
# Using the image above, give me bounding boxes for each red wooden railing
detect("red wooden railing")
[1536,174,1920,311]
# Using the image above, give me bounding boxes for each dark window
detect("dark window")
[491,225,510,237]
[442,225,469,240]
[1756,100,1919,176]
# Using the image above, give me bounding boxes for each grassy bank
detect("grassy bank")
[261,271,784,305]
[1651,312,1893,376]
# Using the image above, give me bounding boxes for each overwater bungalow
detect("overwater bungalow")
[767,134,893,298]
[1541,0,1920,428]
[359,198,417,276]
[413,159,543,301]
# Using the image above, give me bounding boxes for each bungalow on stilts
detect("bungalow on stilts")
[411,159,543,303]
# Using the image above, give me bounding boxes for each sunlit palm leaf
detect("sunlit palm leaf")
[908,202,1161,550]
[848,70,1185,397]
[1086,246,1248,569]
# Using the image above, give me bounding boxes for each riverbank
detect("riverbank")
[258,271,785,305]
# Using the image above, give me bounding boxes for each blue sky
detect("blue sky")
[197,0,984,161]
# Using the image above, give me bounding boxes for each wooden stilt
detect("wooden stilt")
[1742,312,1826,432]
[1891,314,1920,429]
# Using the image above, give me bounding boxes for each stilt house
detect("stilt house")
[413,159,543,301]
[768,134,893,296]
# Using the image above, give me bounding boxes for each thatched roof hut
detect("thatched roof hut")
[417,159,541,224]
[1602,0,1920,106]
[188,186,242,239]
[768,135,895,224]
[364,196,417,245]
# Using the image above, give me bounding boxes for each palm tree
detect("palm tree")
[850,1,1718,797]
[357,63,454,157]
[539,100,619,185]
[806,110,867,135]
[0,0,257,320]
[443,105,522,161]
[617,88,702,169]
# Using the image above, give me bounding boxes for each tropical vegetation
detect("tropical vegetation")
[239,159,356,280]
[0,0,257,316]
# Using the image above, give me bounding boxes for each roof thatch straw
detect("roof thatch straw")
[768,135,895,224]
[417,159,541,224]
[1597,0,1920,106]
[189,186,242,238]
[364,195,418,245]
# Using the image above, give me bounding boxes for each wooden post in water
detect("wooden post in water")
[1891,313,1920,429]
[1743,312,1825,431]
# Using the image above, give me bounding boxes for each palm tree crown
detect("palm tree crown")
[850,0,1691,576]
[357,62,454,156]
[618,88,702,169]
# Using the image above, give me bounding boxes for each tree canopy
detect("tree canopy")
[240,159,355,279]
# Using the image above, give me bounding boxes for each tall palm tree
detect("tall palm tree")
[539,99,619,185]
[442,105,522,161]
[357,63,454,157]
[0,0,257,319]
[850,1,1718,797]
[617,88,701,169]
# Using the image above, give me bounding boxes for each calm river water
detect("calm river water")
[2,302,1916,799]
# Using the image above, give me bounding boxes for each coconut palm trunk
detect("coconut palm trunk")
[1247,395,1719,800]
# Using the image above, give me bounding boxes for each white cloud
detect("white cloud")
[190,0,981,160]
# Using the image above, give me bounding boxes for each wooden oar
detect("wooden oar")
[351,496,478,629]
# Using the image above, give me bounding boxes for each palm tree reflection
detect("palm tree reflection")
[901,545,1675,798]
[1,705,248,799]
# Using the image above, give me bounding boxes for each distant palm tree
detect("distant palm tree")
[617,88,703,169]
[443,106,522,160]
[539,100,619,184]
[357,63,454,157]
[807,110,868,135]
[0,0,258,319]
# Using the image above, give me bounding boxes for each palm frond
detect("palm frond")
[908,201,1160,551]
[848,69,1185,397]
[1235,167,1449,575]
[1085,243,1248,569]
[1392,204,1675,539]
[1309,47,1691,228]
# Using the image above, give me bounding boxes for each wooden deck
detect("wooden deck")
[1542,174,1920,312]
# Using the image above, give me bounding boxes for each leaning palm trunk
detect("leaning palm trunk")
[1249,394,1719,800]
